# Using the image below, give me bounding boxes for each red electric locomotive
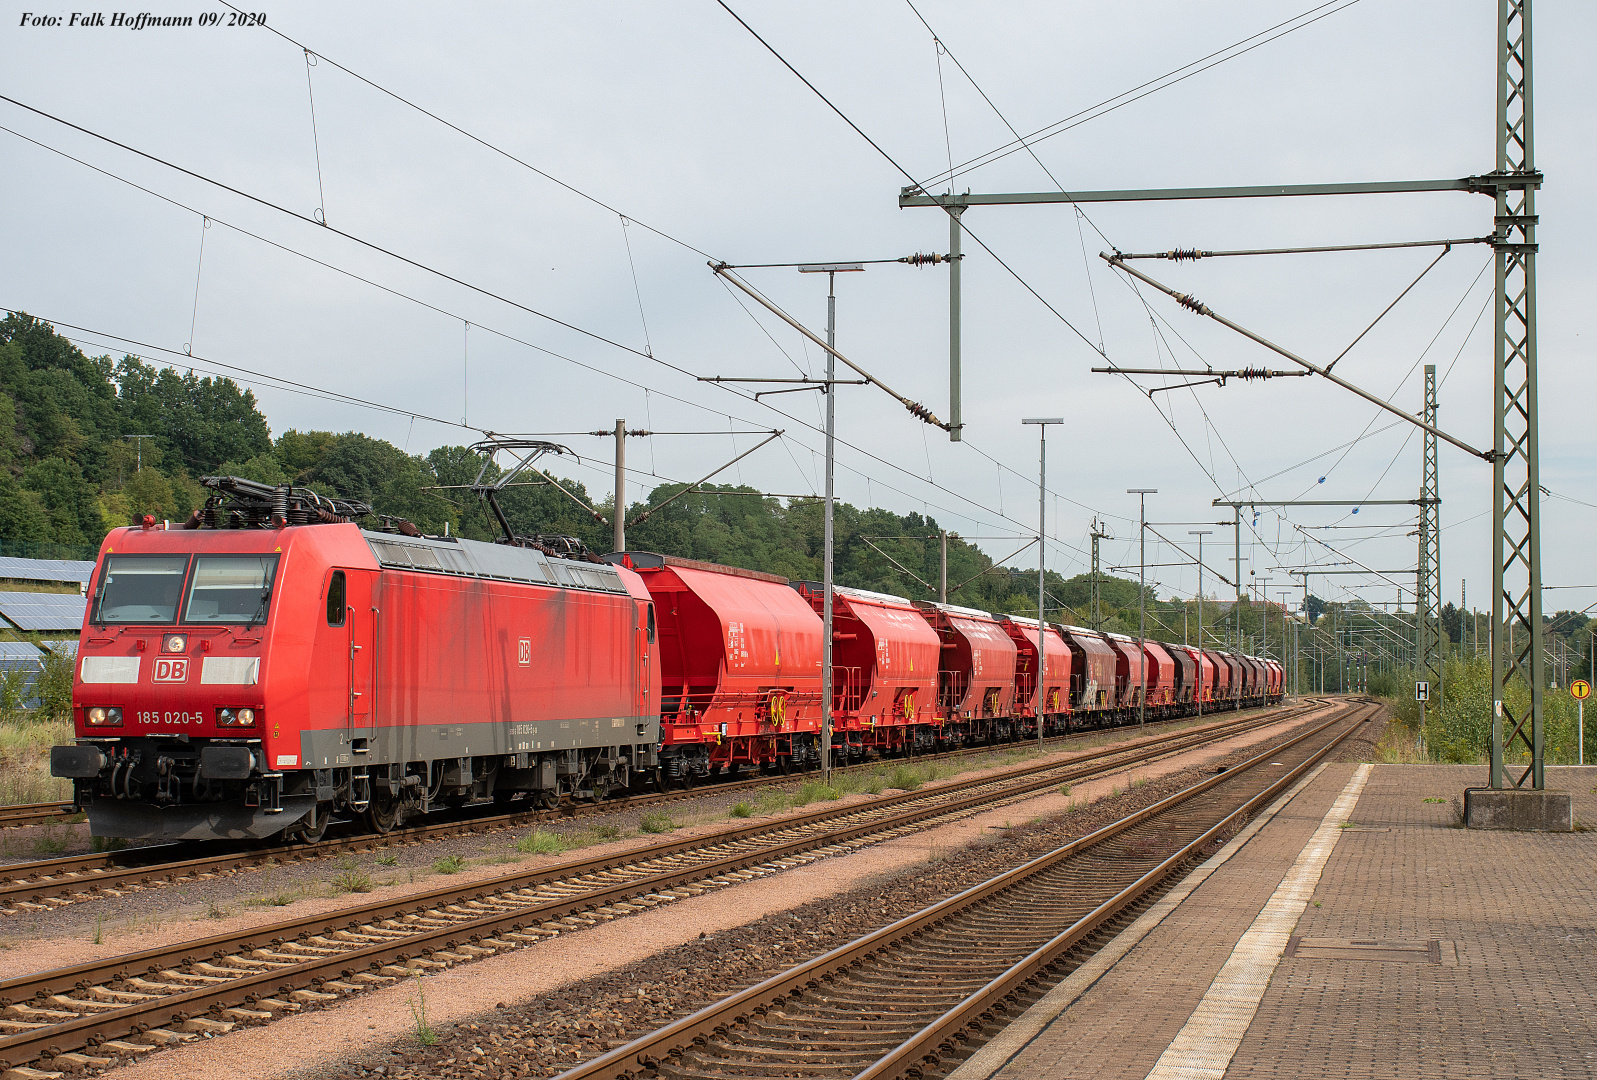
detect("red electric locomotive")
[53,477,660,840]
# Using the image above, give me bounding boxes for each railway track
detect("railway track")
[0,701,1314,913]
[556,697,1378,1080]
[0,699,1338,1075]
[0,803,76,830]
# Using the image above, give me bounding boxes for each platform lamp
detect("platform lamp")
[1190,530,1212,720]
[797,261,866,783]
[1129,489,1157,728]
[1023,418,1063,746]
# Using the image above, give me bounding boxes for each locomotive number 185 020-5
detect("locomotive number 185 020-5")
[136,711,206,726]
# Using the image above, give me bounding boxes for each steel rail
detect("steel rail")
[0,802,76,828]
[0,703,1329,1070]
[858,701,1375,1080]
[0,704,1318,998]
[0,702,1276,889]
[0,702,1310,909]
[552,699,1373,1080]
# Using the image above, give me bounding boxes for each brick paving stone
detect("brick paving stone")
[1225,765,1597,1080]
[958,764,1597,1080]
[962,764,1360,1080]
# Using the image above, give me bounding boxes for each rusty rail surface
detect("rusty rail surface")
[0,802,76,829]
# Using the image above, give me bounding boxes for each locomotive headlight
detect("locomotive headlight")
[86,706,123,727]
[163,634,187,654]
[216,707,258,727]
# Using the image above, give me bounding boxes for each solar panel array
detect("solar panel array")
[0,556,94,585]
[0,640,45,663]
[0,592,87,631]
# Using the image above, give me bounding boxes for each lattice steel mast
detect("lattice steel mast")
[1089,519,1107,629]
[1417,364,1442,728]
[1490,0,1544,790]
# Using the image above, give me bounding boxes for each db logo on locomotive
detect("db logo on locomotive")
[152,657,190,683]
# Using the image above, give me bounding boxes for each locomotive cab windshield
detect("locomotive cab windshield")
[94,553,279,626]
[93,554,189,623]
[184,555,278,624]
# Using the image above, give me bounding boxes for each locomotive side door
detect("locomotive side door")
[342,570,376,742]
[637,601,655,723]
[318,568,376,760]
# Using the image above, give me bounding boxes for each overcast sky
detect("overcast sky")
[4,0,1592,621]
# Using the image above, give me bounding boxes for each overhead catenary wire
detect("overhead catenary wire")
[220,0,719,262]
[919,0,1365,189]
[0,92,712,384]
[185,215,210,355]
[4,7,1139,550]
[619,216,654,358]
[302,48,328,224]
[6,308,481,433]
[712,1,1107,361]
[0,117,1098,557]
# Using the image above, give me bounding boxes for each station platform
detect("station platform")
[950,762,1597,1080]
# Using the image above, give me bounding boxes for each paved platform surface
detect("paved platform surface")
[949,763,1597,1080]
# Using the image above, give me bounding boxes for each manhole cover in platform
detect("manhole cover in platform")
[1283,937,1456,965]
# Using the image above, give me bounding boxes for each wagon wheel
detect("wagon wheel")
[296,801,332,845]
[364,792,400,835]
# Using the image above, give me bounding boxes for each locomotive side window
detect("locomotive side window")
[646,603,656,644]
[94,554,190,624]
[183,555,280,624]
[326,571,346,626]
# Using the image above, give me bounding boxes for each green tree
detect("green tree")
[115,357,271,473]
[0,471,50,541]
[122,467,177,520]
[22,457,99,542]
[214,452,287,487]
[274,428,338,481]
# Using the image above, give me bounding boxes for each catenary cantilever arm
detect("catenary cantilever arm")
[1101,253,1491,461]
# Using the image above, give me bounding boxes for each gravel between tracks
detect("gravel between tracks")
[0,708,1293,969]
[79,702,1372,1080]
